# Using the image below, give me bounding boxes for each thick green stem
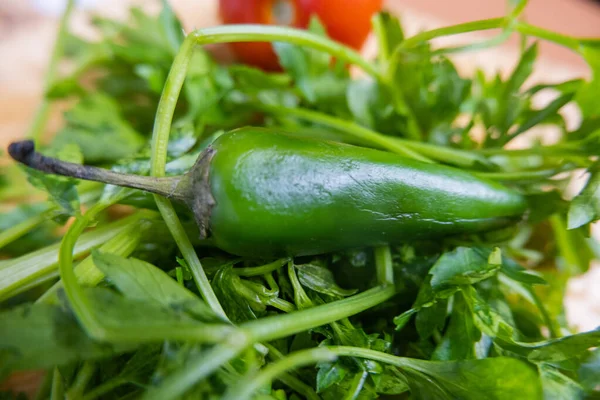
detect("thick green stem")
[242,284,397,342]
[58,201,126,341]
[191,25,380,78]
[149,34,227,319]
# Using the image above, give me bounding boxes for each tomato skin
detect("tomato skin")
[218,0,282,70]
[294,0,383,50]
[218,0,383,70]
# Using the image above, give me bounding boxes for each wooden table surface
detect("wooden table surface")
[1,0,598,332]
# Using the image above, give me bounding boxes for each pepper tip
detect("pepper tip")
[7,140,35,163]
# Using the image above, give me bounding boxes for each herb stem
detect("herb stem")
[28,0,75,145]
[66,361,96,400]
[58,200,123,341]
[375,245,394,285]
[259,104,432,162]
[475,167,565,181]
[400,18,507,49]
[268,297,297,313]
[143,333,249,400]
[476,143,582,156]
[549,214,584,274]
[37,211,155,304]
[529,287,559,339]
[260,103,501,169]
[242,284,397,342]
[222,347,337,400]
[515,22,580,50]
[81,378,126,400]
[50,368,64,400]
[288,260,313,309]
[275,372,321,400]
[399,16,595,55]
[34,370,53,400]
[391,139,495,169]
[235,258,290,277]
[344,370,368,400]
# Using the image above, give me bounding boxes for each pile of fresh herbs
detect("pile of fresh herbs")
[1,0,599,399]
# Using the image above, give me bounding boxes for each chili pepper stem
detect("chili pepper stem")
[8,140,185,203]
[8,140,217,238]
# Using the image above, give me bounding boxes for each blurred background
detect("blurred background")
[0,0,599,331]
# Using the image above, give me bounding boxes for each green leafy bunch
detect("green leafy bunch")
[1,0,599,399]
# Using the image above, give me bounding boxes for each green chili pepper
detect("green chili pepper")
[8,128,527,257]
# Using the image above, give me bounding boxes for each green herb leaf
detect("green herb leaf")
[50,94,145,163]
[579,348,600,392]
[212,265,259,323]
[429,247,501,289]
[393,276,459,331]
[402,356,542,399]
[526,328,600,363]
[567,169,600,229]
[432,294,481,360]
[316,361,348,393]
[374,366,409,395]
[574,44,600,119]
[80,287,229,344]
[273,18,350,113]
[296,263,358,297]
[0,302,132,371]
[91,251,220,323]
[22,144,83,217]
[539,364,584,400]
[373,12,405,63]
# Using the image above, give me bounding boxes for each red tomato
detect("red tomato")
[218,0,383,70]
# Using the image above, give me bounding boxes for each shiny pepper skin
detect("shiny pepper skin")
[206,128,527,257]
